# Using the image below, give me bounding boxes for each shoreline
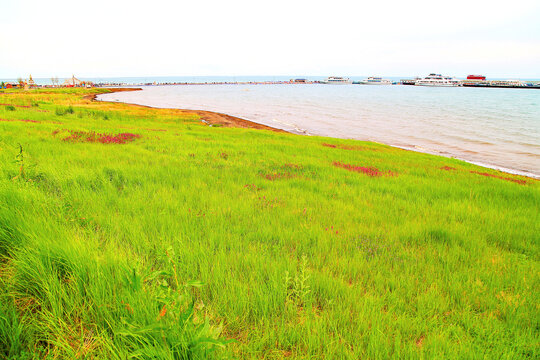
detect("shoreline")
[92,88,286,133]
[95,87,539,180]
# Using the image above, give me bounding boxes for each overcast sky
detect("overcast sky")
[1,0,539,79]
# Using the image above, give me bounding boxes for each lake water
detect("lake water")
[97,84,540,178]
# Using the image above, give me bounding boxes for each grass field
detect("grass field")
[0,88,538,359]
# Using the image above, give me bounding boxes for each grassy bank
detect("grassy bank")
[0,88,538,359]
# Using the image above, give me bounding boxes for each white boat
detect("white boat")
[322,76,352,84]
[415,74,461,87]
[357,77,393,85]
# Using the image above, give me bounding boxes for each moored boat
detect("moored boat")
[415,73,461,87]
[355,77,393,85]
[322,76,352,84]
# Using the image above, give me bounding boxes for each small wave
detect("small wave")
[272,118,311,135]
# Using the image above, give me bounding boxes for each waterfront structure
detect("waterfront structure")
[63,75,93,87]
[27,75,35,88]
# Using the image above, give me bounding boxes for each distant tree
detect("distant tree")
[17,77,25,88]
[0,81,4,89]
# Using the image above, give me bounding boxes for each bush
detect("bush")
[55,106,74,116]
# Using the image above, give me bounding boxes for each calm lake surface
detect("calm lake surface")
[98,84,540,178]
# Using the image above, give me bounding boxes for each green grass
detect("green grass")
[0,88,538,359]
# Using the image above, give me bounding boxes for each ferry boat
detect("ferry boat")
[415,74,461,87]
[356,77,393,85]
[322,76,352,84]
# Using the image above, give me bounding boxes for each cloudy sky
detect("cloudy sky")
[1,0,539,79]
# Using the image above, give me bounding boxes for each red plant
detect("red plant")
[322,143,368,151]
[260,172,296,181]
[282,163,302,169]
[62,130,141,144]
[0,103,31,108]
[0,118,40,123]
[333,161,396,177]
[470,171,527,185]
[441,165,529,185]
[244,184,262,191]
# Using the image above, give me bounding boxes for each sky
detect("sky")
[1,0,540,79]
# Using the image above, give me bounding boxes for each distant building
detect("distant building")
[27,75,36,89]
[62,75,93,87]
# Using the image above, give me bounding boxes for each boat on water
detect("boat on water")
[415,74,461,87]
[321,76,352,84]
[355,77,393,85]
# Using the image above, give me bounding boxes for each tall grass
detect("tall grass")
[0,88,538,359]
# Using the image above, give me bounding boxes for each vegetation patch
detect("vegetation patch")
[322,142,370,151]
[62,130,141,144]
[440,166,456,171]
[1,103,30,109]
[333,161,396,177]
[259,163,304,181]
[55,106,75,116]
[259,171,296,181]
[0,118,40,123]
[470,170,528,185]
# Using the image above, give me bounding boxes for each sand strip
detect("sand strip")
[90,88,286,133]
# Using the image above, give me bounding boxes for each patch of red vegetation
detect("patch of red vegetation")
[282,163,302,169]
[416,335,425,348]
[333,161,396,177]
[62,130,141,144]
[324,225,340,236]
[0,103,31,108]
[260,172,296,181]
[341,145,368,151]
[219,152,228,160]
[244,184,262,191]
[441,166,456,171]
[0,118,40,123]
[322,143,368,151]
[470,171,527,185]
[257,195,280,208]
